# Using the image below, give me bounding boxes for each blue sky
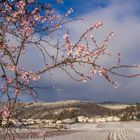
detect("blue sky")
[39,0,110,16]
[55,0,110,16]
[19,0,140,103]
[52,0,140,17]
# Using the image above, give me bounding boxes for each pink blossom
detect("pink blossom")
[55,22,61,29]
[6,78,13,84]
[28,0,34,4]
[114,82,119,88]
[21,71,40,83]
[90,34,93,38]
[98,67,105,76]
[2,107,10,120]
[92,67,97,75]
[93,22,103,29]
[17,1,25,9]
[4,2,12,11]
[20,19,34,36]
[15,87,20,95]
[6,65,17,72]
[32,8,39,15]
[66,8,74,16]
[57,0,63,3]
[64,33,71,51]
[75,45,84,56]
[82,79,87,83]
[1,86,7,93]
[63,33,69,39]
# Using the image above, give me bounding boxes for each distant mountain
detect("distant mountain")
[98,101,129,105]
[13,100,123,120]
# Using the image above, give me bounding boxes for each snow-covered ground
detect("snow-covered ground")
[45,122,140,140]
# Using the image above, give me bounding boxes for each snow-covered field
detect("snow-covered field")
[45,122,140,140]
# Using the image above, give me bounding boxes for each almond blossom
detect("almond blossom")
[21,71,40,83]
[2,107,10,120]
[28,0,34,4]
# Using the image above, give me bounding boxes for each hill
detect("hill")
[13,100,122,120]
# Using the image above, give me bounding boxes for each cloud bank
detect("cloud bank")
[17,0,140,103]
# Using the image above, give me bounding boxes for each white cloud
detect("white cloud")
[11,0,140,102]
[42,0,140,102]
